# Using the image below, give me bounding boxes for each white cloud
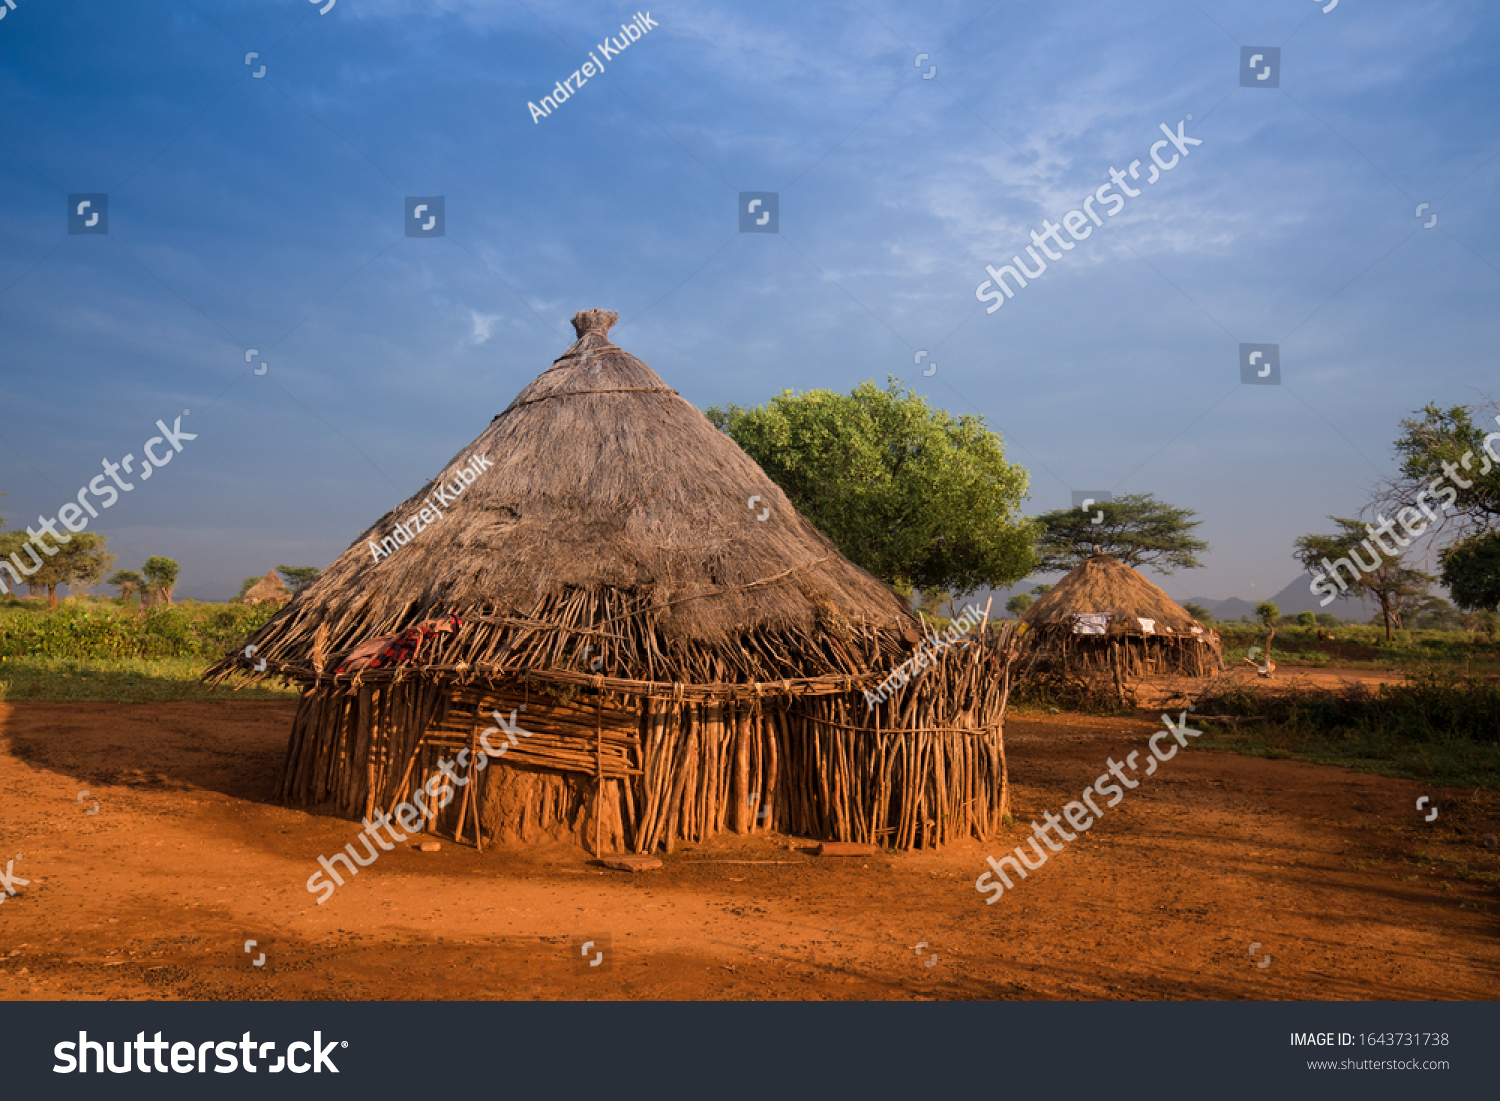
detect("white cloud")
[469,310,502,344]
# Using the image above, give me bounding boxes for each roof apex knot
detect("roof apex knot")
[571,309,619,337]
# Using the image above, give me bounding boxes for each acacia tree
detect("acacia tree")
[1294,518,1434,641]
[1006,583,1054,618]
[1031,493,1208,575]
[1463,609,1498,640]
[108,570,145,603]
[708,379,1035,594]
[276,565,321,594]
[913,587,954,622]
[142,556,181,606]
[25,533,114,611]
[1409,595,1461,630]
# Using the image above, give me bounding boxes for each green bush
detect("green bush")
[1195,673,1500,789]
[0,602,279,661]
[1198,673,1500,745]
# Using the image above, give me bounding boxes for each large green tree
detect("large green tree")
[1380,403,1500,610]
[1294,518,1434,641]
[1031,493,1208,574]
[708,380,1035,594]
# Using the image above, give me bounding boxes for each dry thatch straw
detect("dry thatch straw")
[205,309,1017,852]
[1019,553,1223,697]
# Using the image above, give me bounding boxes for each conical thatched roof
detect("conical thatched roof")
[1023,554,1206,636]
[238,571,291,605]
[212,309,918,686]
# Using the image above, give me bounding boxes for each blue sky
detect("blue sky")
[1,0,1497,606]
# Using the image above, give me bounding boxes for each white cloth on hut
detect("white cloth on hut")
[1072,613,1110,635]
[1136,617,1156,634]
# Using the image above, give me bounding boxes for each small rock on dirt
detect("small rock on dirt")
[417,841,441,853]
[599,854,663,872]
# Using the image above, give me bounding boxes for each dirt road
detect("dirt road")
[0,700,1494,1000]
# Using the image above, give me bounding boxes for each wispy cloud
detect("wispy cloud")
[469,310,501,345]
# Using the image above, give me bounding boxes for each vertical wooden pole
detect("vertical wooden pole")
[594,694,604,857]
[761,707,777,834]
[470,717,485,853]
[733,707,751,834]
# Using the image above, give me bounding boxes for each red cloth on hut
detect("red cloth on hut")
[335,614,461,674]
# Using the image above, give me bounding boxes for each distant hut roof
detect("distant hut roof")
[1018,554,1220,686]
[210,309,919,687]
[239,571,291,605]
[1023,554,1208,637]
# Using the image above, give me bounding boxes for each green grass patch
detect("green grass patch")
[1198,723,1500,790]
[0,656,297,703]
[1194,673,1500,790]
[1214,622,1500,673]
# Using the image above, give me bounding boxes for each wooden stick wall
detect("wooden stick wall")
[276,624,1016,852]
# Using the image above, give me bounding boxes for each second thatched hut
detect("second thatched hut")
[238,571,292,606]
[1018,553,1222,696]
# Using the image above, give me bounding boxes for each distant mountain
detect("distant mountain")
[1187,575,1372,622]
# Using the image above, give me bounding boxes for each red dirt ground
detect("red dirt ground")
[0,689,1495,1001]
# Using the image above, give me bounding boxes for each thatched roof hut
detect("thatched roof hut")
[1019,554,1222,694]
[208,310,1016,852]
[238,571,291,606]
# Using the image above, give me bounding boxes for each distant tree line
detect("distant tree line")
[2,496,322,613]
